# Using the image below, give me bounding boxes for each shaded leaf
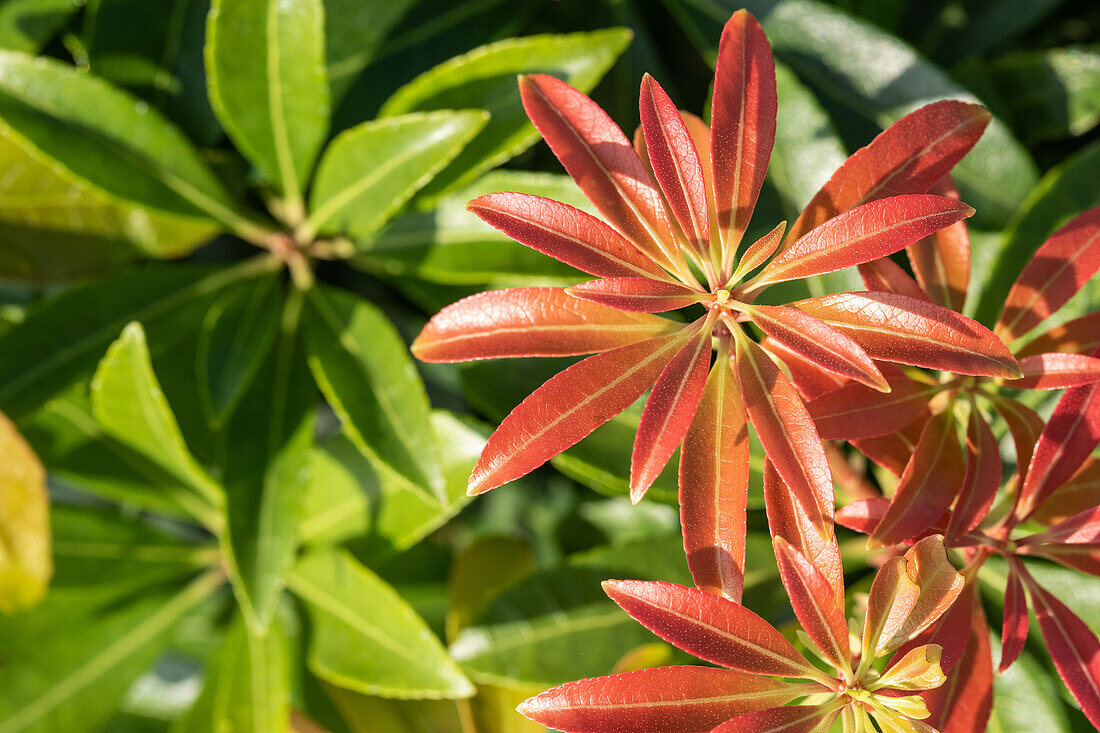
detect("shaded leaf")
[806,376,932,440]
[944,409,1002,544]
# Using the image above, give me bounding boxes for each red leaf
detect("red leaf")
[1024,571,1100,729]
[1003,352,1100,390]
[1019,507,1100,576]
[412,288,679,362]
[835,498,890,536]
[988,395,1045,483]
[858,256,930,301]
[468,323,700,494]
[999,561,1029,672]
[711,9,776,267]
[1031,456,1100,525]
[761,336,847,400]
[745,305,887,391]
[792,291,1021,378]
[640,74,711,258]
[602,580,818,678]
[764,462,844,607]
[466,192,669,279]
[1017,357,1100,519]
[870,410,965,549]
[631,324,713,500]
[907,176,970,312]
[680,357,751,600]
[773,537,850,670]
[1017,311,1100,358]
[711,705,838,733]
[921,596,993,733]
[944,409,1002,544]
[786,101,990,244]
[733,335,834,532]
[852,412,929,477]
[754,195,972,287]
[516,666,804,733]
[996,208,1100,343]
[893,579,979,675]
[519,74,682,273]
[568,277,706,313]
[806,375,933,440]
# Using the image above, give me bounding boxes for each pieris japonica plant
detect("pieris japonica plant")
[413,7,1100,733]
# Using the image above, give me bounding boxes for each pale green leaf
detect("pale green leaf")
[990,643,1074,733]
[304,110,487,240]
[206,0,330,206]
[288,548,475,699]
[379,29,633,202]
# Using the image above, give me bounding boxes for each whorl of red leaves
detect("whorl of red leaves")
[410,6,1100,732]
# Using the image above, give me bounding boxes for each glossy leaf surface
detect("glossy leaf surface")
[773,537,849,668]
[569,277,704,313]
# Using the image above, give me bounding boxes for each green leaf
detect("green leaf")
[360,171,590,285]
[666,0,1038,229]
[90,322,224,521]
[769,60,847,215]
[0,567,222,733]
[927,0,1070,63]
[84,0,222,147]
[0,50,252,247]
[0,258,277,423]
[379,29,633,202]
[299,410,482,556]
[220,289,314,631]
[206,0,329,208]
[990,643,1073,733]
[322,684,463,733]
[197,274,283,427]
[984,46,1100,143]
[173,615,291,733]
[303,285,443,499]
[0,0,80,53]
[322,0,414,103]
[288,548,475,699]
[972,139,1100,327]
[0,409,50,613]
[304,110,488,241]
[446,536,535,642]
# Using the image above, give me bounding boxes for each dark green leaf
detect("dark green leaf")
[288,548,474,699]
[0,0,80,53]
[304,285,443,499]
[322,0,414,103]
[987,46,1100,143]
[379,29,633,202]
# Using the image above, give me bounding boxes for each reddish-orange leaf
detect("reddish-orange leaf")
[466,192,668,279]
[893,578,978,675]
[996,208,1100,343]
[602,579,818,678]
[1031,457,1100,525]
[1018,506,1100,576]
[858,256,930,302]
[412,287,680,362]
[745,305,887,391]
[806,375,933,440]
[852,412,929,477]
[764,462,844,607]
[1024,571,1100,729]
[945,410,1002,544]
[773,537,850,669]
[754,196,972,286]
[1003,352,1100,390]
[568,277,705,313]
[680,357,751,600]
[682,112,720,247]
[640,74,711,257]
[870,410,966,549]
[792,291,1021,378]
[1017,312,1100,358]
[733,335,834,532]
[518,74,681,271]
[711,9,776,265]
[761,336,847,400]
[631,324,713,500]
[988,395,1045,482]
[999,560,1029,672]
[711,705,838,733]
[468,323,700,495]
[907,176,970,312]
[517,666,804,733]
[1017,359,1100,520]
[835,498,890,537]
[733,221,786,282]
[921,597,993,733]
[786,101,990,245]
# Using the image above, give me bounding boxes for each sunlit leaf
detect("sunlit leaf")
[0,411,50,613]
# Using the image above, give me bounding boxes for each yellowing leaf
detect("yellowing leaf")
[0,410,51,613]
